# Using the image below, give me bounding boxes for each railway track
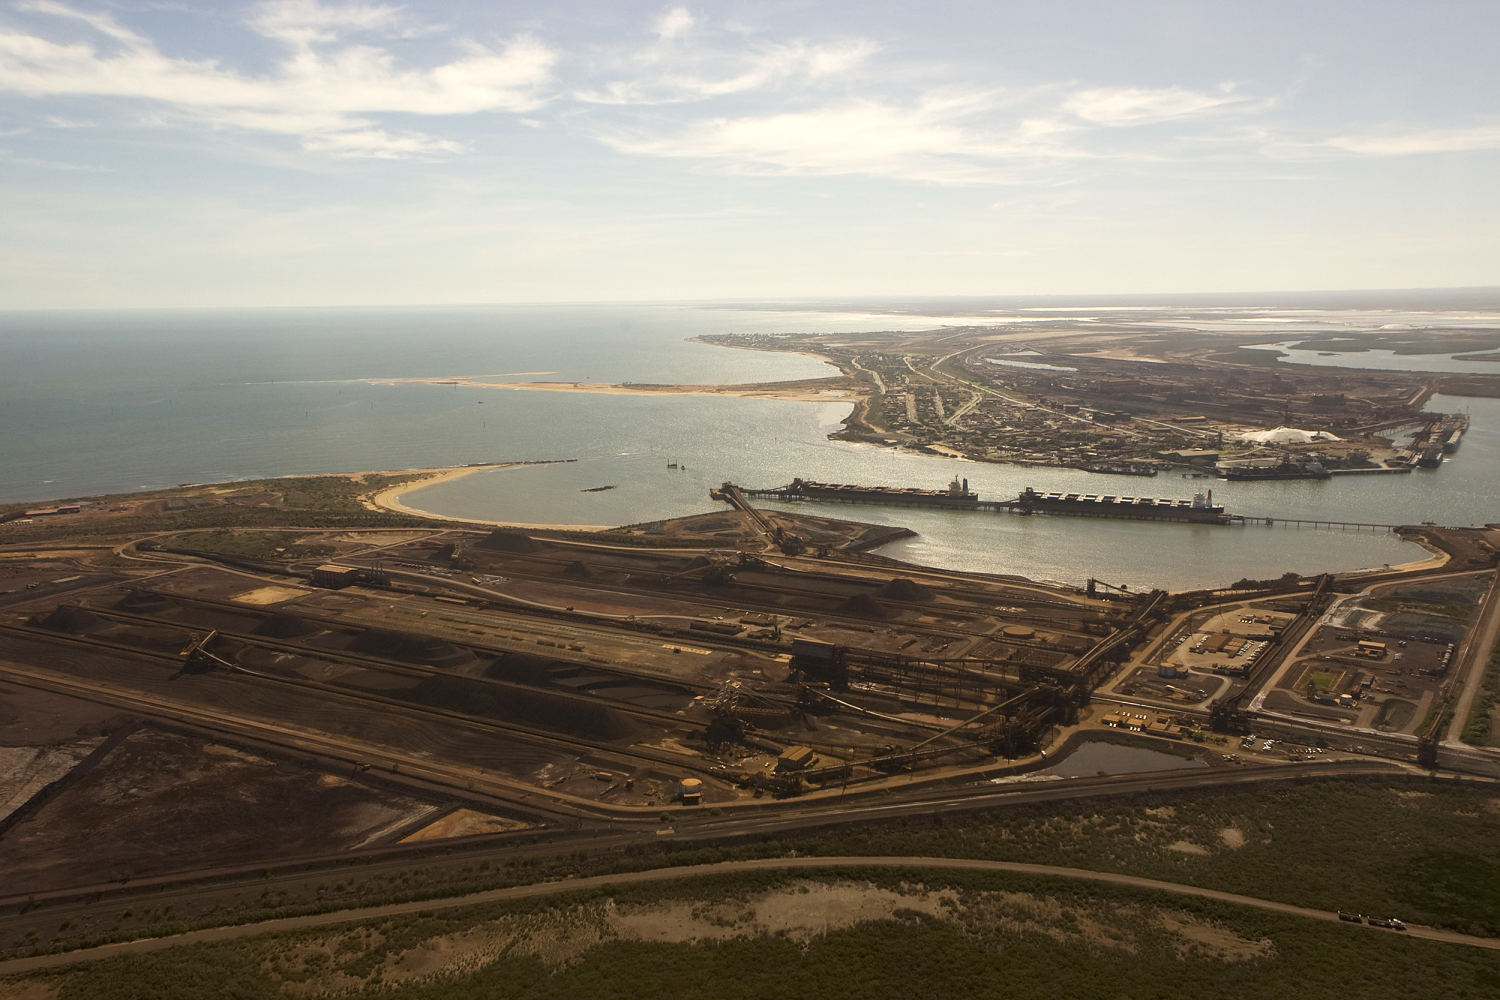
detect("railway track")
[66,601,705,734]
[133,530,1104,690]
[0,659,630,827]
[116,586,727,698]
[0,622,724,783]
[24,585,1059,772]
[392,540,1103,650]
[0,757,1416,941]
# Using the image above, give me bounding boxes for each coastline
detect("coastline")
[1339,532,1452,577]
[361,464,612,532]
[684,334,843,369]
[360,464,500,515]
[360,465,1445,588]
[368,375,857,404]
[357,462,1450,582]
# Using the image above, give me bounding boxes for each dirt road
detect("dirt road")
[3,854,1494,976]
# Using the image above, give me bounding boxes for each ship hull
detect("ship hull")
[723,480,1233,525]
[1020,502,1228,524]
[752,479,981,509]
[1219,468,1331,481]
[1014,489,1229,524]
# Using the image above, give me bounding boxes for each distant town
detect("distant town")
[701,321,1498,481]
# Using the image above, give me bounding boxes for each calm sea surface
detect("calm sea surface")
[2,303,1495,589]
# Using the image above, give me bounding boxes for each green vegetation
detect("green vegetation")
[171,528,334,562]
[1306,669,1337,693]
[251,474,417,511]
[743,781,1500,936]
[13,868,1500,999]
[1202,347,1290,367]
[1293,331,1500,357]
[1463,646,1500,746]
[0,474,435,545]
[9,779,1500,965]
[1365,577,1488,625]
[1420,699,1455,739]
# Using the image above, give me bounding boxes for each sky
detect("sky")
[0,0,1497,308]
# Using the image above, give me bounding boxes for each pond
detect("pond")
[1038,739,1209,778]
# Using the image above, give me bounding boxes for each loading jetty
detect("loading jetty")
[716,477,1233,525]
[736,476,985,510]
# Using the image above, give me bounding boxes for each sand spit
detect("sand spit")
[366,375,855,403]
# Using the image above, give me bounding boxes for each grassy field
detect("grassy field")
[11,868,1500,999]
[7,765,1500,974]
[0,474,436,545]
[741,779,1500,937]
[13,776,1500,965]
[1464,646,1500,747]
[168,527,337,562]
[1365,577,1488,645]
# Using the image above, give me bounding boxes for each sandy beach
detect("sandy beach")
[360,464,496,515]
[361,463,612,532]
[1339,534,1452,577]
[684,335,844,369]
[367,375,856,404]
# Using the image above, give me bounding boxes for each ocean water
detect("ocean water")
[2,301,1495,590]
[1250,342,1500,374]
[0,305,837,499]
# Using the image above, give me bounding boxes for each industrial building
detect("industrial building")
[311,564,359,589]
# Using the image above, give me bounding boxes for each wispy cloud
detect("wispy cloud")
[247,0,423,48]
[16,0,148,47]
[601,95,1003,183]
[1063,84,1255,125]
[575,7,878,106]
[0,147,109,170]
[1326,123,1500,156]
[579,37,878,105]
[580,12,1281,184]
[1,2,1411,184]
[0,0,556,158]
[653,6,695,43]
[597,83,1124,184]
[301,126,462,159]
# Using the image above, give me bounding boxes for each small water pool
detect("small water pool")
[1038,740,1208,778]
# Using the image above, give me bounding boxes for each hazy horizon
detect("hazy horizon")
[2,285,1500,317]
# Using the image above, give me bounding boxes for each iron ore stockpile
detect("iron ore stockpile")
[4,468,1500,971]
[726,476,1232,525]
[0,507,1157,840]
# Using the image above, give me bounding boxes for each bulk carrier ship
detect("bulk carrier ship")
[759,475,982,509]
[1011,487,1229,524]
[722,477,1232,525]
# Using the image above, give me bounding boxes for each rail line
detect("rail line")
[122,586,727,697]
[336,541,1102,658]
[73,601,702,734]
[0,659,635,826]
[0,757,1418,935]
[0,623,721,782]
